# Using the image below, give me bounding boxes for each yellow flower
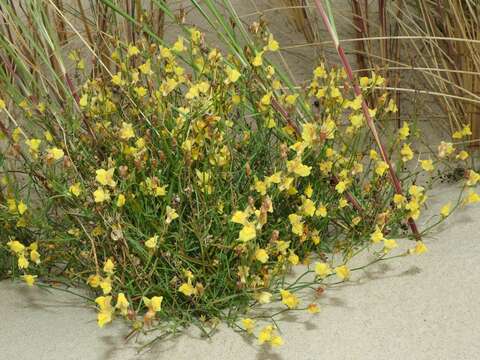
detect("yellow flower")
[198,81,210,94]
[266,172,282,186]
[301,122,318,146]
[231,210,249,225]
[420,159,434,172]
[93,187,110,203]
[313,64,326,78]
[97,310,112,328]
[155,185,167,197]
[172,37,186,52]
[26,138,41,155]
[258,325,273,345]
[95,168,116,188]
[260,91,272,107]
[103,259,115,275]
[307,303,320,314]
[288,213,304,236]
[69,183,82,197]
[239,222,256,242]
[466,170,480,186]
[254,179,268,195]
[453,125,472,139]
[46,147,64,161]
[257,325,283,347]
[398,122,410,140]
[400,143,414,162]
[143,296,163,313]
[100,277,112,294]
[386,99,398,113]
[375,161,389,176]
[115,293,129,316]
[44,131,53,142]
[440,203,451,217]
[287,157,311,177]
[280,289,299,309]
[335,265,350,280]
[464,190,480,204]
[272,79,282,90]
[134,86,147,97]
[95,296,113,328]
[383,239,398,252]
[315,262,332,278]
[304,183,314,198]
[138,60,153,75]
[321,117,336,139]
[160,77,178,96]
[225,66,241,83]
[29,244,41,264]
[252,51,263,67]
[12,128,22,143]
[288,251,299,265]
[241,318,255,334]
[185,84,199,100]
[409,241,427,255]
[359,76,370,88]
[452,130,462,139]
[18,255,29,269]
[271,335,284,347]
[116,194,126,207]
[79,94,88,107]
[145,235,158,249]
[335,181,347,194]
[0,98,5,110]
[461,124,472,136]
[285,94,298,105]
[301,198,316,217]
[179,282,195,297]
[409,185,425,199]
[22,274,37,286]
[119,122,135,140]
[165,206,179,224]
[17,201,28,215]
[266,34,279,51]
[370,226,384,243]
[256,291,272,304]
[127,44,140,57]
[111,72,124,86]
[190,27,202,42]
[349,114,363,128]
[315,204,327,218]
[255,248,269,264]
[330,87,342,98]
[7,198,17,213]
[87,274,101,288]
[7,240,25,254]
[456,150,469,161]
[350,95,363,111]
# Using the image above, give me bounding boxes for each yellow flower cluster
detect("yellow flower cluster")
[1,23,477,349]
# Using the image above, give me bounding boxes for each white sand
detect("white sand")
[1,184,479,360]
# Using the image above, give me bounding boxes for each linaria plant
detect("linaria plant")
[1,0,479,350]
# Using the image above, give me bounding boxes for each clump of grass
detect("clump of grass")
[0,0,479,350]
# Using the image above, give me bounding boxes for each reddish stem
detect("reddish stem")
[313,0,420,240]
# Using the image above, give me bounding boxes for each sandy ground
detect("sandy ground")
[1,183,479,360]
